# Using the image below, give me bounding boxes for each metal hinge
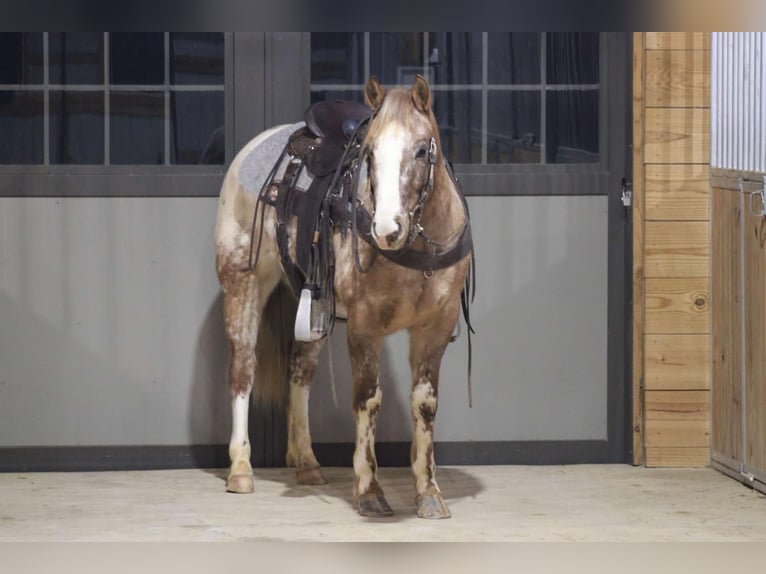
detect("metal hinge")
[621,177,632,209]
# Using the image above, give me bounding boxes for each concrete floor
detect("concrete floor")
[0,465,764,541]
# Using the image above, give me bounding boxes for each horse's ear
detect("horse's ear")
[411,74,432,112]
[364,76,386,110]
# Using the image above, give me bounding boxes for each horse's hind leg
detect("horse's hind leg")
[347,330,392,517]
[221,272,276,494]
[408,311,459,519]
[286,340,328,485]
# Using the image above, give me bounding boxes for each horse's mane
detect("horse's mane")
[364,88,442,156]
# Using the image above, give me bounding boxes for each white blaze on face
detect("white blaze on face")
[371,124,408,238]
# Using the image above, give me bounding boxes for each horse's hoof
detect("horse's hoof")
[226,473,254,494]
[296,466,328,485]
[357,493,394,517]
[416,493,451,519]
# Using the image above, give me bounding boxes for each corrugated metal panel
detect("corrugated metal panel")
[712,32,766,173]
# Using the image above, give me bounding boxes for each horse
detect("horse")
[213,74,473,519]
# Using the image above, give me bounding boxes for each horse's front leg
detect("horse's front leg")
[408,310,459,519]
[347,329,392,517]
[286,340,328,485]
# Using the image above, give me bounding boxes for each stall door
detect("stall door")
[267,32,632,465]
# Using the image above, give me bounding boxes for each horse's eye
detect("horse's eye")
[415,146,427,159]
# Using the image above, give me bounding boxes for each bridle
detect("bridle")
[365,134,467,257]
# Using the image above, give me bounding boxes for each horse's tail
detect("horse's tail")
[253,282,297,407]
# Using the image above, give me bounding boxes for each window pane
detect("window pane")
[50,91,104,164]
[310,90,363,105]
[487,91,541,163]
[547,33,599,85]
[428,33,482,85]
[546,90,599,163]
[311,33,365,85]
[0,91,43,163]
[432,91,482,164]
[487,33,540,85]
[0,33,43,85]
[171,92,224,165]
[369,33,424,85]
[110,33,165,85]
[49,33,104,85]
[110,91,164,164]
[170,33,224,85]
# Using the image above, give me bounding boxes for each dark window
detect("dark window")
[487,33,540,84]
[110,33,165,85]
[170,33,225,85]
[547,33,600,85]
[171,91,225,164]
[110,91,165,165]
[50,90,105,164]
[368,33,426,85]
[0,32,226,166]
[433,90,482,164]
[546,90,599,163]
[429,33,483,85]
[0,90,43,163]
[309,32,601,166]
[487,91,541,164]
[310,33,365,85]
[49,33,104,85]
[0,33,44,85]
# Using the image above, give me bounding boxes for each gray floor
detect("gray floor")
[0,465,764,541]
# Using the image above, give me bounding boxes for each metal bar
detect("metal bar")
[363,33,370,83]
[43,32,49,166]
[481,32,488,164]
[223,32,234,165]
[164,32,170,166]
[751,32,755,171]
[104,32,110,166]
[739,179,747,478]
[540,32,547,165]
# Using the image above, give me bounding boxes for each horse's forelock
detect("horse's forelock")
[364,88,439,151]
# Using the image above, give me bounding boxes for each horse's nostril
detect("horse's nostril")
[386,222,403,245]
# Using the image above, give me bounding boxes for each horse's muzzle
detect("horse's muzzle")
[372,216,407,250]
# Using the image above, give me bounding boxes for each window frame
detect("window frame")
[0,32,236,198]
[309,32,624,197]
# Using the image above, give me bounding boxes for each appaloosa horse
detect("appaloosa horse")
[214,75,473,518]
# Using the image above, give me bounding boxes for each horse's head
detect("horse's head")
[363,74,440,251]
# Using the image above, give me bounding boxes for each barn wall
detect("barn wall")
[634,33,712,467]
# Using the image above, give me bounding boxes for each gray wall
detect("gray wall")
[0,197,229,446]
[0,195,607,448]
[310,196,608,443]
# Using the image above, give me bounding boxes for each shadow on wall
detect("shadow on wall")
[188,293,415,469]
[188,291,230,463]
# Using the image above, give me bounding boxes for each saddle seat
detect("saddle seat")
[305,99,371,143]
[297,100,371,178]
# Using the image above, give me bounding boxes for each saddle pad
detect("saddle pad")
[238,122,313,197]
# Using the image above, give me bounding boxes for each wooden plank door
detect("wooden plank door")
[711,188,743,467]
[744,199,766,480]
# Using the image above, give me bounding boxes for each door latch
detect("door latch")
[621,178,632,208]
